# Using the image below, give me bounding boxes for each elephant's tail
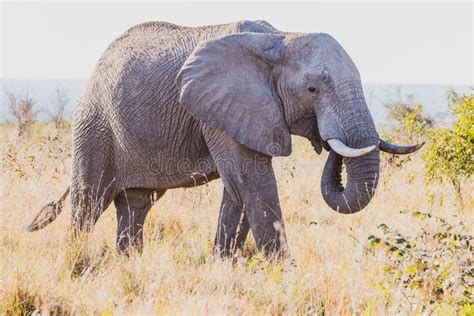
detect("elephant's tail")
[26,187,70,232]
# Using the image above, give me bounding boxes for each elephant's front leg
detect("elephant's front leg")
[214,188,251,256]
[241,169,289,257]
[204,128,289,258]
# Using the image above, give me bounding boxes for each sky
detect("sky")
[0,1,472,85]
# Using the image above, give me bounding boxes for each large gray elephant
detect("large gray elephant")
[27,20,422,256]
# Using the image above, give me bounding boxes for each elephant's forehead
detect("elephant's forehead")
[288,33,360,80]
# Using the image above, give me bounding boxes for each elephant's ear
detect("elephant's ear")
[176,33,291,156]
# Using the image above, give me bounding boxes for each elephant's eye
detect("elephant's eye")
[307,86,319,94]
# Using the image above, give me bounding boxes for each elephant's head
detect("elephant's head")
[177,30,422,214]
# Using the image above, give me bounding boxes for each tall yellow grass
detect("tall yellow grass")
[0,123,472,314]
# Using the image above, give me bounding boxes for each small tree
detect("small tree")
[50,88,69,128]
[423,92,473,204]
[5,91,38,137]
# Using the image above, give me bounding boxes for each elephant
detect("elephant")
[27,20,423,256]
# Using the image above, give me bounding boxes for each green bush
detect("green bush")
[423,93,473,203]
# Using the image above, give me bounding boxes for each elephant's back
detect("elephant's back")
[99,21,237,63]
[82,21,237,108]
[83,21,238,120]
[92,20,280,81]
[78,20,280,114]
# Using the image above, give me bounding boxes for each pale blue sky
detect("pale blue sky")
[1,1,472,85]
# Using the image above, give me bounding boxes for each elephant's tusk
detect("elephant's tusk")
[379,138,425,155]
[327,139,377,158]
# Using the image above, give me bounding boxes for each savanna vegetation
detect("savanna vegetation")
[0,91,472,314]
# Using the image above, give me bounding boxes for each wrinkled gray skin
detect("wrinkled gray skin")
[27,20,411,256]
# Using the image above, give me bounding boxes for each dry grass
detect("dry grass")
[0,123,472,314]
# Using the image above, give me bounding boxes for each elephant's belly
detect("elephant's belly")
[159,169,221,189]
[150,157,220,189]
[119,151,220,191]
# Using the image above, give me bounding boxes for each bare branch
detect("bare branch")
[49,88,69,128]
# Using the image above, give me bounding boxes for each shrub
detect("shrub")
[380,103,431,182]
[5,91,39,138]
[367,210,473,314]
[385,100,433,143]
[423,92,473,203]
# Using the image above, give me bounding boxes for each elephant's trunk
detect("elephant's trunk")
[318,87,380,214]
[321,149,380,213]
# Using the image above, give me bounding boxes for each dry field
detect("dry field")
[0,123,472,314]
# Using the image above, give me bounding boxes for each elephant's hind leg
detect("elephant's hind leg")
[70,179,117,236]
[214,188,251,257]
[114,188,165,253]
